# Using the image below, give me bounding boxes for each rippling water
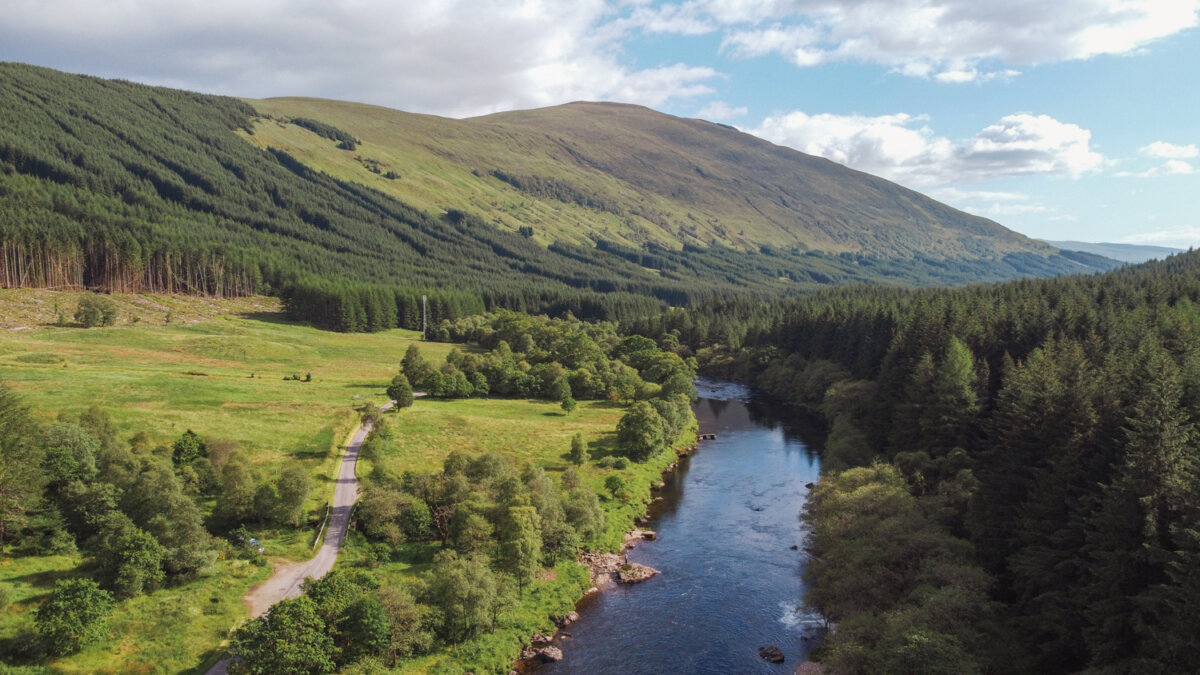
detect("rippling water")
[538,380,824,674]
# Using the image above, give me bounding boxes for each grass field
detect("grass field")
[0,289,683,673]
[0,550,271,674]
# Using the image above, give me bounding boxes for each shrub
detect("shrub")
[596,456,629,470]
[74,295,118,327]
[387,374,414,408]
[568,433,589,464]
[35,578,114,655]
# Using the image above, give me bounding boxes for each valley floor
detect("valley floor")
[0,291,638,673]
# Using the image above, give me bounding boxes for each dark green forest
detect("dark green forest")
[632,249,1200,673]
[0,63,1116,332]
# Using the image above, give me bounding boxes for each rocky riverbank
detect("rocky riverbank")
[579,529,662,586]
[511,442,697,672]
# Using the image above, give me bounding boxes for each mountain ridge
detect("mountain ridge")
[245,96,1064,264]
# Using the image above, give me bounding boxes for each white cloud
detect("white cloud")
[978,202,1050,217]
[1120,227,1200,249]
[3,0,1194,120]
[1116,159,1195,178]
[926,188,1029,203]
[1162,160,1196,175]
[926,187,1057,220]
[1141,141,1199,159]
[0,0,721,117]
[645,0,1199,82]
[696,100,748,120]
[625,2,717,35]
[751,110,1103,187]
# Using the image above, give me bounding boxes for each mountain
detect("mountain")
[0,63,1116,331]
[1041,240,1183,264]
[246,97,1097,263]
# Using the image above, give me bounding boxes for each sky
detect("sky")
[2,0,1198,248]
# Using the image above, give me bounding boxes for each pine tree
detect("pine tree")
[1083,343,1195,668]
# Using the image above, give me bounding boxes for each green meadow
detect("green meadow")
[0,290,676,673]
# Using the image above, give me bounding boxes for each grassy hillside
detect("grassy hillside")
[246,97,1087,263]
[0,63,1114,333]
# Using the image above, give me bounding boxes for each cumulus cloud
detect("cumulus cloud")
[1161,160,1196,175]
[696,100,748,120]
[1117,160,1196,178]
[751,110,1103,187]
[3,0,1194,120]
[1117,142,1197,177]
[0,0,721,117]
[1141,141,1199,159]
[639,0,1199,82]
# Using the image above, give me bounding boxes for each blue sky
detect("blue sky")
[2,0,1197,247]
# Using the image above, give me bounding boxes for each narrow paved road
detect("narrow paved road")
[205,401,393,674]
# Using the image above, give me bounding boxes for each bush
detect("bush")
[596,456,629,470]
[74,295,119,327]
[387,374,414,408]
[616,401,668,462]
[35,578,114,655]
[231,596,336,674]
[568,433,589,464]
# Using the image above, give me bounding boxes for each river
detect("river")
[538,380,825,674]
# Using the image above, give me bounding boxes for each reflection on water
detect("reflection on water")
[538,380,824,674]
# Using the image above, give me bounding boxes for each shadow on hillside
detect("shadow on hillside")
[2,566,76,591]
[239,311,295,325]
[580,432,620,461]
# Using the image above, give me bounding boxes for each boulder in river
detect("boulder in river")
[536,646,564,662]
[554,610,580,627]
[759,645,785,663]
[617,562,660,584]
[626,529,657,542]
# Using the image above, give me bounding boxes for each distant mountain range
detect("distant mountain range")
[0,63,1117,327]
[1041,241,1183,264]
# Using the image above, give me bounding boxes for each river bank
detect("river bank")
[512,433,699,670]
[522,381,826,673]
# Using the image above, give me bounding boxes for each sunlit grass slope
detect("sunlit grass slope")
[244,97,1075,264]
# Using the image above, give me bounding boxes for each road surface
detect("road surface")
[205,401,393,674]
